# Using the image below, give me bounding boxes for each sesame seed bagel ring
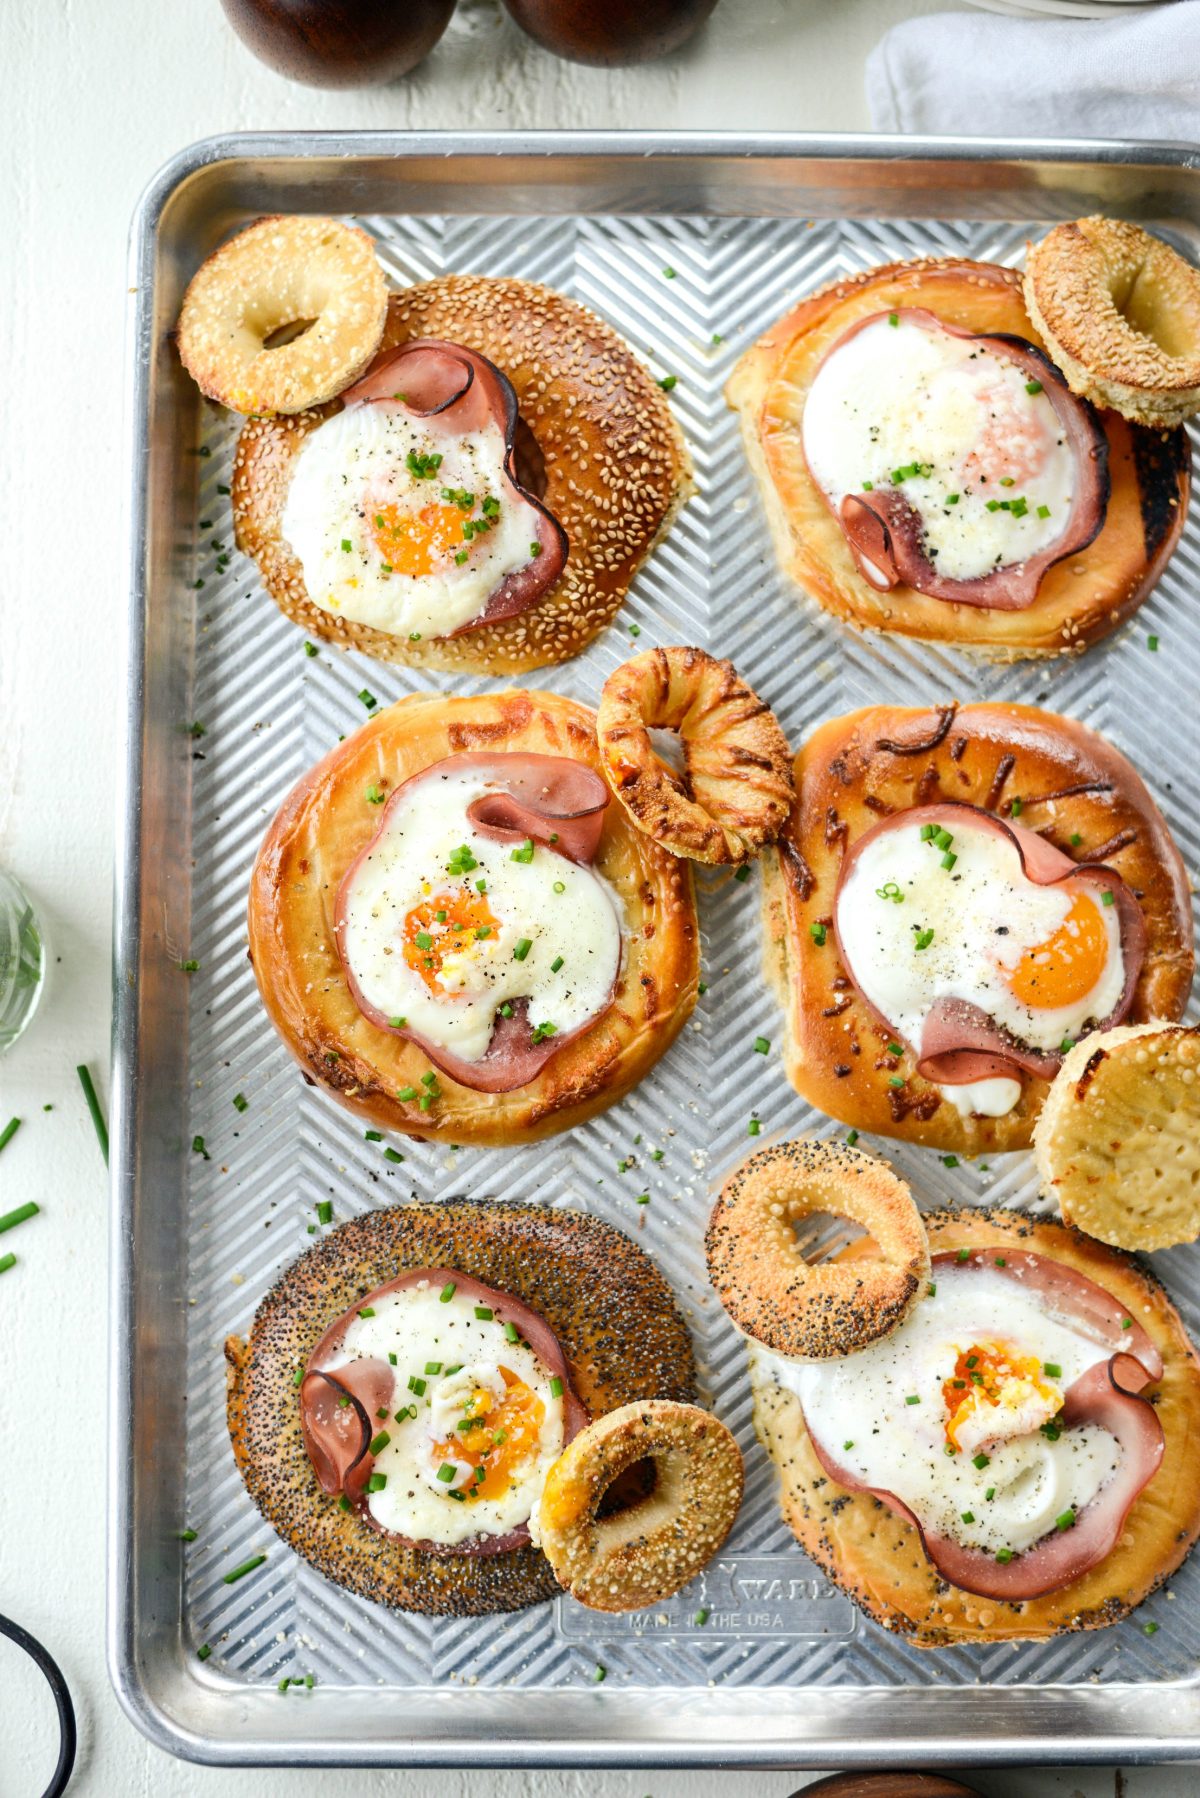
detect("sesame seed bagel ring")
[234,279,693,676]
[596,647,794,865]
[537,1400,744,1612]
[706,1139,931,1360]
[177,216,388,415]
[1024,219,1200,428]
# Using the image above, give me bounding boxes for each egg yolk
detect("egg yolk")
[369,501,471,578]
[1004,889,1110,1012]
[403,889,499,994]
[942,1340,1062,1451]
[432,1369,546,1502]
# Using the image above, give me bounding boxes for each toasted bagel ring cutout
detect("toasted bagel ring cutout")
[247,690,699,1148]
[596,647,794,865]
[726,256,1190,659]
[537,1400,744,1612]
[764,703,1194,1156]
[750,1206,1200,1645]
[225,1202,696,1616]
[233,280,693,675]
[1035,1021,1200,1251]
[176,216,388,415]
[706,1139,930,1360]
[1025,219,1200,428]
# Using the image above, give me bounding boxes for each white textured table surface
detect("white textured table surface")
[0,1,1193,1793]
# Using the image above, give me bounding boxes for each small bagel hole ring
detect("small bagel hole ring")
[706,1138,931,1361]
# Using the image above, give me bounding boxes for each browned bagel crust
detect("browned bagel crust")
[225,1201,696,1616]
[596,647,795,865]
[247,690,700,1148]
[233,280,693,675]
[750,1206,1200,1645]
[705,1139,929,1358]
[537,1400,744,1612]
[726,257,1190,660]
[763,703,1193,1155]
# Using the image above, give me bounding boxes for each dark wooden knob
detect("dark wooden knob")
[500,0,719,67]
[219,0,457,88]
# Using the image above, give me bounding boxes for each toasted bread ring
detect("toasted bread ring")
[233,279,693,676]
[537,1400,743,1612]
[225,1202,695,1616]
[765,703,1194,1155]
[596,647,794,865]
[1025,219,1200,428]
[726,256,1189,659]
[176,216,387,415]
[1034,1020,1200,1250]
[706,1139,930,1359]
[750,1206,1200,1645]
[247,689,699,1148]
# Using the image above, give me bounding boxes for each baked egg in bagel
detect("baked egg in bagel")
[750,1206,1200,1643]
[225,1201,696,1614]
[235,278,693,675]
[248,690,699,1147]
[727,258,1189,658]
[763,703,1192,1154]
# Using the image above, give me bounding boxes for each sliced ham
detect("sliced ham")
[300,1266,588,1556]
[804,1252,1163,1602]
[339,337,568,633]
[334,752,618,1094]
[832,801,1146,1091]
[818,309,1109,610]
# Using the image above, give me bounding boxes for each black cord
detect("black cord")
[0,1612,77,1798]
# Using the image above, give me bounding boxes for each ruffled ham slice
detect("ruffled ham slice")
[804,1250,1164,1601]
[300,1266,588,1556]
[818,309,1109,610]
[334,752,618,1094]
[339,337,567,633]
[832,801,1146,1091]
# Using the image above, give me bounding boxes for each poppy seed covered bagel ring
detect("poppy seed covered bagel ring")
[537,1400,744,1612]
[596,647,795,864]
[1025,219,1200,429]
[176,216,388,415]
[233,279,694,675]
[225,1202,696,1616]
[706,1138,931,1360]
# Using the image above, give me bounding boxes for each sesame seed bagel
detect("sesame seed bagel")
[177,216,388,415]
[233,279,693,675]
[750,1206,1200,1645]
[596,647,795,865]
[1025,219,1200,429]
[536,1400,743,1612]
[225,1201,696,1616]
[247,689,700,1147]
[1034,1021,1200,1251]
[706,1138,930,1360]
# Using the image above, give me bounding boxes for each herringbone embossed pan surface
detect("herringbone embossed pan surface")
[112,135,1200,1766]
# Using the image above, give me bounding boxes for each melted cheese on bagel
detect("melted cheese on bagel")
[281,402,546,640]
[329,1279,567,1546]
[761,1263,1121,1558]
[803,314,1076,584]
[338,767,623,1063]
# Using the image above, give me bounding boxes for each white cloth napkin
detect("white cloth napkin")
[867,3,1200,138]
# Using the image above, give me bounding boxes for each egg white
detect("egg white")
[758,1263,1122,1557]
[339,768,624,1063]
[330,1280,566,1546]
[803,316,1075,583]
[280,402,546,640]
[835,817,1124,1117]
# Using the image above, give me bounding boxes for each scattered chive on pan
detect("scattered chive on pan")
[0,1201,39,1235]
[223,1553,267,1585]
[76,1065,109,1163]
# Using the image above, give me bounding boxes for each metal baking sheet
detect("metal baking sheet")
[112,131,1200,1768]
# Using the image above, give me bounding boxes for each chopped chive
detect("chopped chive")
[1070,832,1082,846]
[475,1305,494,1320]
[424,1361,443,1376]
[197,1644,212,1661]
[994,1256,1006,1267]
[499,1003,512,1018]
[905,1394,920,1406]
[368,1430,390,1455]
[0,1200,38,1234]
[995,1548,1013,1564]
[592,1664,606,1683]
[504,1320,520,1342]
[1143,1621,1159,1636]
[0,1252,15,1275]
[886,1041,902,1056]
[843,1439,854,1451]
[734,865,750,883]
[407,1375,426,1397]
[293,1367,305,1387]
[1102,890,1114,906]
[913,928,934,951]
[747,1118,761,1136]
[551,955,564,972]
[316,1200,333,1225]
[862,478,875,492]
[973,1452,990,1469]
[192,1135,209,1160]
[658,375,677,392]
[1025,378,1043,395]
[694,1608,710,1625]
[439,1281,456,1302]
[383,1147,404,1164]
[888,1075,905,1089]
[553,880,566,894]
[1055,1508,1076,1531]
[754,1036,770,1054]
[338,1495,352,1512]
[846,1129,859,1147]
[1148,634,1160,652]
[946,493,960,506]
[76,1065,109,1163]
[1122,1316,1133,1329]
[436,1464,456,1485]
[397,1086,417,1102]
[985,1486,995,1501]
[957,1248,970,1263]
[888,312,899,326]
[365,1129,383,1142]
[961,1511,975,1525]
[1037,504,1051,520]
[512,938,532,961]
[927,1282,937,1296]
[941,1155,959,1169]
[941,851,957,871]
[662,266,676,279]
[223,1553,267,1585]
[809,922,827,945]
[636,1194,650,1206]
[1043,1362,1062,1378]
[358,1306,376,1319]
[549,1376,564,1398]
[177,1526,198,1542]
